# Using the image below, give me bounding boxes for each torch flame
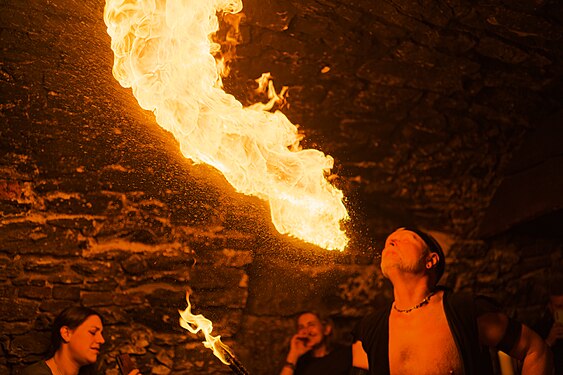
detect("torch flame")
[179,293,233,365]
[103,0,349,250]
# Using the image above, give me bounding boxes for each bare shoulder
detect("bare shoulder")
[352,340,369,369]
[477,311,509,346]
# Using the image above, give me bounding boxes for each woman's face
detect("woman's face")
[66,315,105,365]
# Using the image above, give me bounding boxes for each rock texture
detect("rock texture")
[1,0,562,374]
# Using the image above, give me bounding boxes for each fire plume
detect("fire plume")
[103,0,349,250]
[178,293,232,365]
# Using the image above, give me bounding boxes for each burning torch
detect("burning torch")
[179,293,250,375]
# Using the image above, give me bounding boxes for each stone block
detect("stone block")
[0,255,22,278]
[0,285,16,298]
[127,274,189,288]
[46,217,96,235]
[71,260,120,276]
[42,195,95,215]
[189,266,247,290]
[52,285,81,301]
[145,288,186,309]
[450,240,489,259]
[10,331,50,357]
[155,348,174,369]
[18,286,52,300]
[0,298,39,322]
[141,254,195,272]
[173,342,232,374]
[39,300,74,314]
[195,249,253,267]
[121,254,149,275]
[127,306,179,332]
[191,288,248,309]
[95,306,132,325]
[82,291,115,307]
[84,278,119,292]
[113,291,146,307]
[23,257,64,275]
[476,36,529,64]
[0,321,36,336]
[47,272,84,285]
[0,222,84,255]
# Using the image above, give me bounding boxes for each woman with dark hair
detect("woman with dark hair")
[22,306,141,375]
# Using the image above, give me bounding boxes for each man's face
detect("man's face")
[66,315,105,366]
[381,228,429,278]
[296,313,330,348]
[549,295,563,316]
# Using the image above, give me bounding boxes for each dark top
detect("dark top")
[353,288,499,375]
[295,344,352,375]
[534,313,563,374]
[21,361,53,375]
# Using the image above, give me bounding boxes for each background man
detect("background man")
[535,281,563,374]
[280,311,351,375]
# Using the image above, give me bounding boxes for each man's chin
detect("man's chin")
[381,262,398,278]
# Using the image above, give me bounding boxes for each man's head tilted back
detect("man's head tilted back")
[382,227,445,284]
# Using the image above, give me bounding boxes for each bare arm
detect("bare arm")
[279,363,295,375]
[351,341,369,370]
[478,312,553,375]
[279,334,311,375]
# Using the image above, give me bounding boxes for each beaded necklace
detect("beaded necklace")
[393,290,436,313]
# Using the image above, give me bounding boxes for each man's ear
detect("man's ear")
[324,324,332,336]
[426,252,439,269]
[60,326,72,343]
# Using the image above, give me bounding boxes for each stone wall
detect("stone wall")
[1,0,562,374]
[0,157,261,374]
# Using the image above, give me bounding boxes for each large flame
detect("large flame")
[103,0,349,250]
[179,293,232,365]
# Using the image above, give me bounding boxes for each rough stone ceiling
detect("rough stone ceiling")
[2,0,562,249]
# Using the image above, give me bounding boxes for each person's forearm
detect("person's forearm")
[279,358,297,375]
[279,365,294,375]
[520,342,553,375]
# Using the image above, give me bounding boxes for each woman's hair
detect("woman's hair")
[51,306,104,374]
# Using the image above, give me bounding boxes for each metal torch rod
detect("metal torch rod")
[224,351,250,375]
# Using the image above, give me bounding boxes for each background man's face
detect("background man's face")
[549,295,563,320]
[296,313,329,348]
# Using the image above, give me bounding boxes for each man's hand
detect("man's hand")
[546,322,563,347]
[127,370,141,375]
[287,334,312,362]
[279,334,313,375]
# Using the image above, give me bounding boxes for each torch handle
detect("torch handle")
[225,352,250,375]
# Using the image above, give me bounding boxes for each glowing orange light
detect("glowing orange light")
[178,293,232,365]
[103,0,349,250]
